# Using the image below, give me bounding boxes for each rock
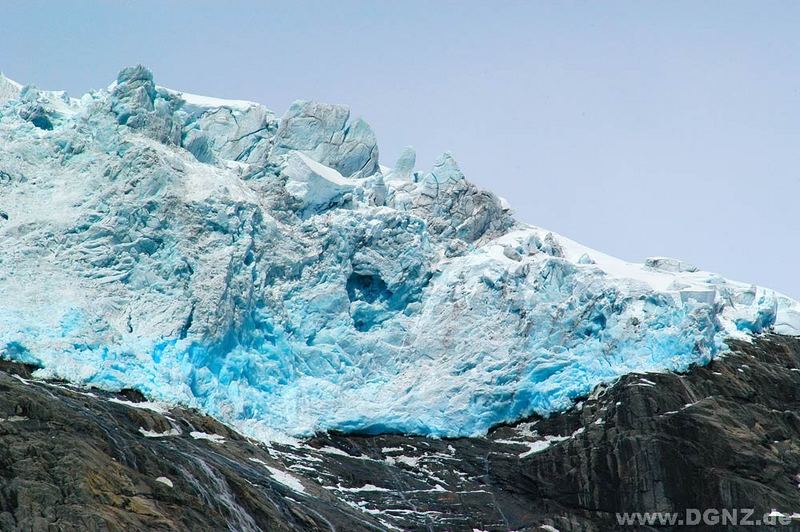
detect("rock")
[0,366,381,531]
[119,388,147,403]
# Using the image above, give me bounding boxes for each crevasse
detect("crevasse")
[0,66,798,439]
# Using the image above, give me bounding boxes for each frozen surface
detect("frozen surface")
[0,74,22,103]
[155,476,174,488]
[0,66,798,439]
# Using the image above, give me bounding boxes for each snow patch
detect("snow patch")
[190,431,225,444]
[139,427,180,438]
[161,87,258,111]
[333,483,391,493]
[248,459,307,494]
[381,447,404,454]
[0,416,28,423]
[108,398,169,414]
[155,476,174,488]
[266,466,306,493]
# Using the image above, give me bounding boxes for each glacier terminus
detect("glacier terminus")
[0,66,798,440]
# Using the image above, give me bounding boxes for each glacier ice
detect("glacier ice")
[270,100,379,179]
[282,152,357,216]
[0,74,22,103]
[0,66,798,439]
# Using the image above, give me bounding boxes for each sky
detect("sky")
[2,1,799,297]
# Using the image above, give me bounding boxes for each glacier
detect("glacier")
[0,66,798,439]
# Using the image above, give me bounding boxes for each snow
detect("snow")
[518,436,569,458]
[0,416,28,423]
[282,151,356,214]
[0,74,22,103]
[333,483,391,493]
[160,87,257,111]
[497,426,586,458]
[294,152,353,187]
[313,446,354,457]
[190,431,225,444]
[386,455,421,467]
[266,467,306,493]
[381,447,404,454]
[108,398,169,414]
[155,476,174,488]
[244,458,308,494]
[0,74,22,90]
[11,375,31,386]
[0,65,798,442]
[139,427,180,438]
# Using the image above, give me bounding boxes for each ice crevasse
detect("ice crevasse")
[0,66,798,439]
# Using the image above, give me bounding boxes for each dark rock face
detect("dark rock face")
[0,365,378,531]
[1,336,800,531]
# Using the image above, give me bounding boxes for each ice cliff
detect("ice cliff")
[0,66,798,439]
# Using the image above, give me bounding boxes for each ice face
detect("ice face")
[269,100,379,179]
[0,74,22,104]
[0,66,798,439]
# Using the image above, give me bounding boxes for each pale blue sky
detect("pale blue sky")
[2,1,798,296]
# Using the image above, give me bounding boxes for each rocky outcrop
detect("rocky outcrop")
[0,361,378,532]
[1,335,800,531]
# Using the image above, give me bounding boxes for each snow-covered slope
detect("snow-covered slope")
[0,66,797,439]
